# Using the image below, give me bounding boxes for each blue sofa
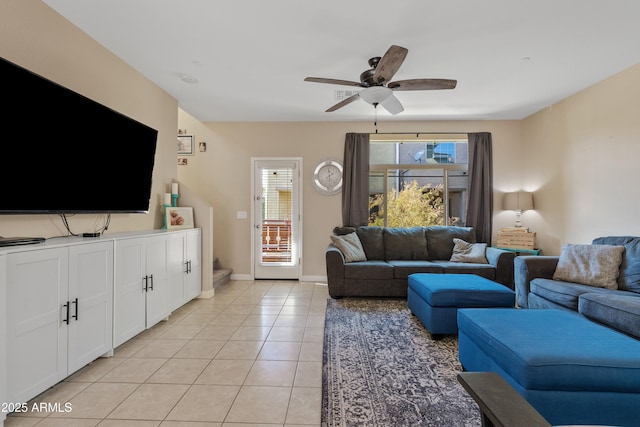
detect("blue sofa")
[458,307,640,427]
[515,235,640,340]
[458,236,640,426]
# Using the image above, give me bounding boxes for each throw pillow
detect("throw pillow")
[449,238,488,264]
[552,243,625,289]
[330,232,367,263]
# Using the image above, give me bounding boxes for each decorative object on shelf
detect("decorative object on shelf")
[166,206,194,229]
[171,183,179,207]
[162,202,171,229]
[312,158,343,195]
[503,191,534,228]
[177,134,194,155]
[199,142,207,152]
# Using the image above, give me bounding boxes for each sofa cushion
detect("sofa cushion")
[530,278,613,310]
[426,226,476,260]
[593,236,640,293]
[383,227,428,260]
[552,243,625,289]
[387,260,442,279]
[355,226,385,260]
[330,232,366,263]
[578,292,640,340]
[449,238,488,264]
[344,260,394,280]
[429,261,496,281]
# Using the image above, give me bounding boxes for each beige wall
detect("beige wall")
[177,117,523,280]
[4,1,639,281]
[0,0,178,238]
[521,63,640,254]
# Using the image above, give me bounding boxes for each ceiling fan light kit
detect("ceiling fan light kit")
[304,45,457,115]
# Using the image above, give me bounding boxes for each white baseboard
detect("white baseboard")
[228,273,327,283]
[301,275,328,283]
[197,289,215,299]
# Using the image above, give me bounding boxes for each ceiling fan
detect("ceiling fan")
[305,45,457,115]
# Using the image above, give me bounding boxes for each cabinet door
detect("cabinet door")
[113,238,146,348]
[68,242,114,374]
[167,232,187,312]
[185,229,202,301]
[144,235,170,328]
[6,248,68,403]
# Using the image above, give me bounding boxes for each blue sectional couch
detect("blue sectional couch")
[458,308,640,427]
[458,236,640,426]
[515,235,640,340]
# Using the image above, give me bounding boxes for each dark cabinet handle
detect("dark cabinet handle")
[185,260,192,274]
[149,274,154,290]
[143,276,148,292]
[63,301,70,325]
[72,297,79,321]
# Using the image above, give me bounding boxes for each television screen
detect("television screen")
[0,57,158,214]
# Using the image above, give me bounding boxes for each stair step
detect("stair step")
[213,268,232,289]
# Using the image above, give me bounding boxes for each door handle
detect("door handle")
[149,274,154,290]
[143,275,148,292]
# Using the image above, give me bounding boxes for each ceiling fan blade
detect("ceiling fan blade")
[373,45,408,84]
[387,78,457,91]
[380,93,404,115]
[325,93,360,112]
[304,77,364,87]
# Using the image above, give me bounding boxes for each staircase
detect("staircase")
[212,257,232,290]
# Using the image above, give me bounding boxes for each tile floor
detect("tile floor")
[6,280,329,427]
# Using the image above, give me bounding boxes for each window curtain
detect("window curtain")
[342,133,370,226]
[466,132,493,243]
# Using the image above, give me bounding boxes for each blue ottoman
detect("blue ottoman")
[458,308,640,427]
[407,273,515,337]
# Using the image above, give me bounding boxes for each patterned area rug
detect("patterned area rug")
[322,298,480,427]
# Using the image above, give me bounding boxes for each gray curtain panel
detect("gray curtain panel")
[466,132,493,243]
[342,133,370,226]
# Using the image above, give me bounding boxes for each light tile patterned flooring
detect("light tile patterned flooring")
[7,280,329,427]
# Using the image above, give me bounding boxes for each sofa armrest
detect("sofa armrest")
[485,247,516,289]
[514,256,559,308]
[326,245,346,298]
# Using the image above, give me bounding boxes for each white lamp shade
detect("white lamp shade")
[503,191,534,211]
[359,86,393,105]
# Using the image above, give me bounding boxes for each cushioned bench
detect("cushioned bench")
[407,273,515,337]
[458,308,640,427]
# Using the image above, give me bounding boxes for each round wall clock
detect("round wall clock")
[312,158,343,195]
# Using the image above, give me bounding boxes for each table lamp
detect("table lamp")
[503,191,534,228]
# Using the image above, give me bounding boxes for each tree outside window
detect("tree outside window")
[369,136,468,228]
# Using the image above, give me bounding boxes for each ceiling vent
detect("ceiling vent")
[335,90,359,101]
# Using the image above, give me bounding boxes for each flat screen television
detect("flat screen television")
[0,57,158,214]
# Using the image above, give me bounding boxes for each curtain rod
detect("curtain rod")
[369,132,471,135]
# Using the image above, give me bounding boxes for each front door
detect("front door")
[252,158,301,279]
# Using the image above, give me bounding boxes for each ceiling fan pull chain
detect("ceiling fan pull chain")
[373,103,378,133]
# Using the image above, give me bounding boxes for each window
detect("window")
[369,134,468,228]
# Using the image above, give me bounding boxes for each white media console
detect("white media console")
[0,228,202,425]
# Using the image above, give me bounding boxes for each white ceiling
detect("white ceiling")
[43,0,640,122]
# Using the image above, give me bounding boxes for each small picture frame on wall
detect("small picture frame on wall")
[166,207,194,229]
[177,135,194,155]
